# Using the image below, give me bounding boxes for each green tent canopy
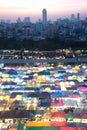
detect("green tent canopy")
[66,114,74,121]
[26,127,60,130]
[18,123,26,130]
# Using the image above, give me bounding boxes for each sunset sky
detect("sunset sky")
[0,0,87,22]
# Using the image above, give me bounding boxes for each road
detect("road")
[0,57,87,64]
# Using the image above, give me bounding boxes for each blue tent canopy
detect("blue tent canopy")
[7,69,18,75]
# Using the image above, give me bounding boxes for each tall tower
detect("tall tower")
[77,13,80,21]
[70,14,75,22]
[42,8,47,26]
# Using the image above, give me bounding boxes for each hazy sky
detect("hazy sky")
[0,0,87,22]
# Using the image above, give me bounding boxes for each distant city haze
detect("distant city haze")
[0,0,87,22]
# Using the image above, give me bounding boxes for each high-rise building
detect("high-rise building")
[42,8,47,26]
[36,19,42,33]
[23,17,30,25]
[6,20,11,24]
[77,13,80,21]
[76,13,80,27]
[16,17,21,23]
[1,19,5,23]
[70,14,75,22]
[85,17,87,22]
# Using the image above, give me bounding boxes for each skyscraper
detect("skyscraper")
[16,17,21,23]
[42,8,47,26]
[23,17,30,24]
[70,14,75,22]
[77,13,80,21]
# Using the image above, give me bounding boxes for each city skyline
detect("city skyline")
[0,0,87,22]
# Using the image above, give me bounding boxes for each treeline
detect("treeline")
[0,37,87,50]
